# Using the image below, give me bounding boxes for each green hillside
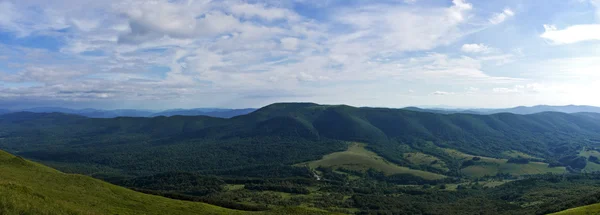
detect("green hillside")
[0,150,328,215]
[552,203,600,215]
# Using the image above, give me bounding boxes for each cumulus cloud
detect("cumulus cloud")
[0,0,526,107]
[489,8,515,25]
[229,3,297,21]
[541,24,600,44]
[332,0,473,53]
[539,0,600,44]
[431,91,455,96]
[461,43,490,53]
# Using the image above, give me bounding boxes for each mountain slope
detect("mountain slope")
[0,150,333,215]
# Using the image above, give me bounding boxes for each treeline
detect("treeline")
[245,184,310,194]
[130,188,269,211]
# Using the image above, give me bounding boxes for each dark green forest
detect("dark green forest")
[3,103,600,214]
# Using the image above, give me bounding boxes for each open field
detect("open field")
[403,152,449,171]
[502,150,542,160]
[302,143,446,180]
[578,147,600,172]
[443,148,566,177]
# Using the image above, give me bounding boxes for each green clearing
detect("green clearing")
[225,184,246,191]
[578,147,600,172]
[501,150,542,160]
[0,150,330,215]
[578,147,600,158]
[443,180,512,191]
[403,152,449,171]
[443,149,567,177]
[302,143,446,180]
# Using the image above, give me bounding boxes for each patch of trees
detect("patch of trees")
[589,156,600,164]
[560,156,588,170]
[244,184,310,194]
[130,188,268,211]
[507,157,530,164]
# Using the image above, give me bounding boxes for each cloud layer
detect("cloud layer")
[0,0,598,108]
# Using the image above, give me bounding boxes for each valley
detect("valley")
[2,103,600,214]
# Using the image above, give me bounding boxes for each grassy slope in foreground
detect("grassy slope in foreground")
[301,142,446,180]
[0,150,330,215]
[552,203,600,215]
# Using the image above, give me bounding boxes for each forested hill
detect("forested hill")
[234,103,600,164]
[2,102,600,177]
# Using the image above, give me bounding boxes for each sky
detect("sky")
[1,0,600,109]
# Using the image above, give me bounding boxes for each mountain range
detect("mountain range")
[2,102,600,214]
[1,105,599,119]
[404,105,600,115]
[0,107,257,118]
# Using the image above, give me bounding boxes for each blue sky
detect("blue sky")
[1,0,600,109]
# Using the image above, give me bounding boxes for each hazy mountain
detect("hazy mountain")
[0,109,11,115]
[485,105,600,114]
[406,105,600,115]
[1,107,256,118]
[152,108,256,118]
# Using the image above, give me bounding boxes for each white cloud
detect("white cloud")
[492,83,544,94]
[461,43,490,53]
[280,37,299,50]
[229,3,297,21]
[541,24,600,44]
[0,0,533,108]
[332,0,473,53]
[489,8,515,25]
[466,87,479,92]
[431,91,455,96]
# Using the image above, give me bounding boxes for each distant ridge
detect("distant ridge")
[403,105,600,115]
[0,107,257,118]
[2,104,600,119]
